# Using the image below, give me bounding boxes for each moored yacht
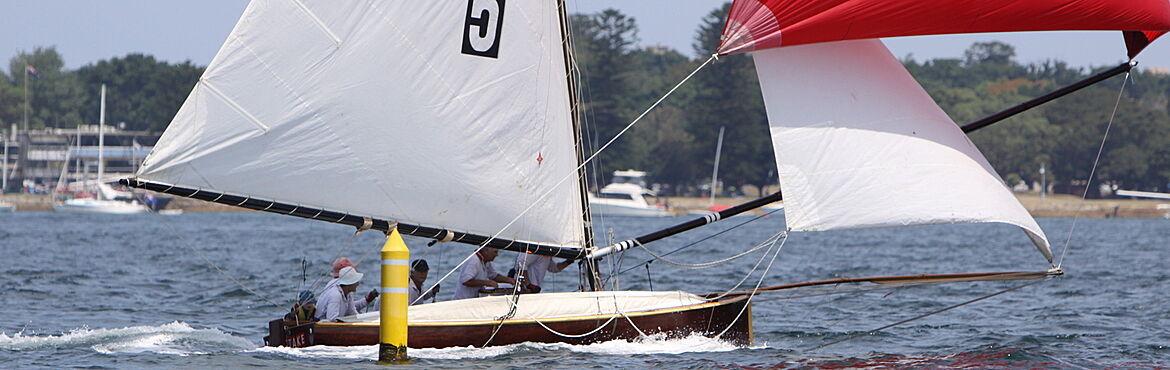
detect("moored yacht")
[589,170,670,217]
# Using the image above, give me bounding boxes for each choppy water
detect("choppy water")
[1,211,1167,368]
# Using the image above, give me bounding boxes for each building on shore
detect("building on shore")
[1,125,157,194]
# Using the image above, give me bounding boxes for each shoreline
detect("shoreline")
[3,193,1167,219]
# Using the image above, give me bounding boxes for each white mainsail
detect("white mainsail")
[753,39,1053,262]
[138,0,587,248]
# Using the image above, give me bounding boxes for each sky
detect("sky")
[2,1,1166,71]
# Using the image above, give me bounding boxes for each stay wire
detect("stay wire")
[710,229,787,341]
[600,232,787,347]
[805,277,1053,352]
[525,231,785,342]
[641,234,774,269]
[302,231,363,302]
[619,207,782,275]
[705,232,787,301]
[1055,71,1130,268]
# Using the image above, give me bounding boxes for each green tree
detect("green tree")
[572,9,643,176]
[686,2,775,196]
[5,47,85,129]
[75,54,203,132]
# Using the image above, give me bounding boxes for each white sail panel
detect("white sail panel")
[139,0,586,247]
[753,39,1053,262]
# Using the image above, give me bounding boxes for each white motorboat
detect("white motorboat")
[589,171,670,217]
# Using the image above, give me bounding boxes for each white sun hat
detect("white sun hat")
[336,266,364,285]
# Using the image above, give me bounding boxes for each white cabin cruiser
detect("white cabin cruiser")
[589,170,670,217]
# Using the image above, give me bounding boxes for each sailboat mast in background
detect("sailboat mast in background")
[709,126,725,207]
[97,84,105,191]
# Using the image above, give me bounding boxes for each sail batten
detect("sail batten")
[139,0,588,248]
[754,39,1053,262]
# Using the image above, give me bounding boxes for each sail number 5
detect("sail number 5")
[462,0,506,58]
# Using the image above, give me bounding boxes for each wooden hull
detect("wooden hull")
[266,295,751,348]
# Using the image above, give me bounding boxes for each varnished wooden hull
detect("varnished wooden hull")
[266,295,751,348]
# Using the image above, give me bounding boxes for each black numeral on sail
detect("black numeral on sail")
[462,0,505,58]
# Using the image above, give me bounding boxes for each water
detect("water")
[1,211,1167,367]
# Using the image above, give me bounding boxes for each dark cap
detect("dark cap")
[410,259,429,272]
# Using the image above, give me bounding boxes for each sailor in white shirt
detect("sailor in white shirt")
[408,259,438,305]
[315,266,377,321]
[453,247,518,300]
[515,253,573,292]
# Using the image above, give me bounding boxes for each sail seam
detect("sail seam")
[230,16,413,221]
[290,0,342,47]
[199,80,270,133]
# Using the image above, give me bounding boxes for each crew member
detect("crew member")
[319,257,375,313]
[514,253,573,293]
[453,248,517,300]
[315,266,377,321]
[408,259,439,305]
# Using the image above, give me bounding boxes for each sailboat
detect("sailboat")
[54,84,149,215]
[121,0,1167,349]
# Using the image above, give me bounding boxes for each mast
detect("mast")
[22,64,28,132]
[1,134,7,192]
[708,126,725,207]
[97,84,106,197]
[557,0,602,291]
[75,127,81,189]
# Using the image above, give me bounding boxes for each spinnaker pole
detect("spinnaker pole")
[588,191,784,259]
[961,61,1134,133]
[119,178,587,259]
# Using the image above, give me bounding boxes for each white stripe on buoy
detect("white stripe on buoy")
[382,259,409,266]
[381,287,409,294]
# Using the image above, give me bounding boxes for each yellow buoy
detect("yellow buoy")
[378,228,410,364]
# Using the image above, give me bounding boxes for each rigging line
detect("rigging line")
[1056,72,1130,268]
[302,230,364,300]
[416,56,718,302]
[705,232,787,301]
[535,314,620,338]
[620,232,785,349]
[709,228,787,342]
[481,251,530,346]
[601,243,630,289]
[618,207,782,275]
[805,277,1053,352]
[752,281,946,303]
[641,233,775,269]
[134,195,282,308]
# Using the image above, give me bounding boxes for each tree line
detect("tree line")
[3,3,1168,196]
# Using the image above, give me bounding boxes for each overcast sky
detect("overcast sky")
[3,1,1165,71]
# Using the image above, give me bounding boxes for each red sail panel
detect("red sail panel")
[718,0,1170,56]
[1124,30,1167,58]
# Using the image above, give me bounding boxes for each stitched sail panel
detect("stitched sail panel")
[139,0,587,248]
